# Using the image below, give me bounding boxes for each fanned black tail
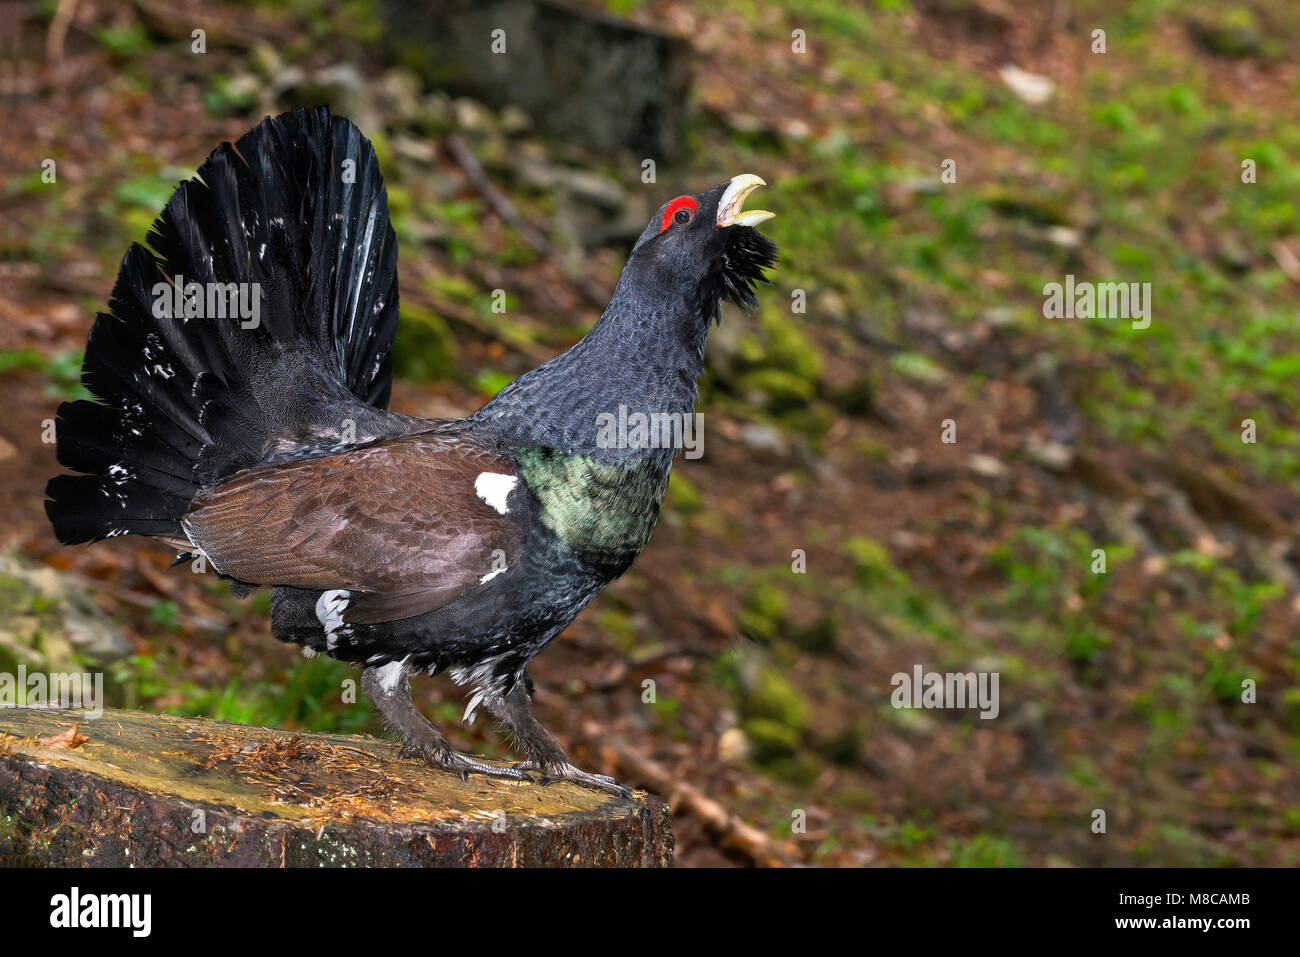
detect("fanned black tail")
[46,107,402,545]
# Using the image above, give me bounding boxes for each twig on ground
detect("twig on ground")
[567,716,799,867]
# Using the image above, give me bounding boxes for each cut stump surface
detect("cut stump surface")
[0,707,672,867]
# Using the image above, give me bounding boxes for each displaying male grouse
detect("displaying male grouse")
[45,107,776,794]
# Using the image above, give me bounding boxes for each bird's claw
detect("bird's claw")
[401,744,533,783]
[512,760,633,799]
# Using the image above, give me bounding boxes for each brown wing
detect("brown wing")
[180,430,522,624]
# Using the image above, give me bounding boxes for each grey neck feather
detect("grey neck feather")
[472,267,714,459]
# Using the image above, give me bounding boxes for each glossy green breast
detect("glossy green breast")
[517,448,670,577]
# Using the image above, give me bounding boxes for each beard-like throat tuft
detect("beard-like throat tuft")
[697,227,779,323]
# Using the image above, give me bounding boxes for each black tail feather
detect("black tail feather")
[46,106,402,545]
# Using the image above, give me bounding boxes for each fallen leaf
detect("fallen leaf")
[39,724,89,750]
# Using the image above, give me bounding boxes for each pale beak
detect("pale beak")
[716,173,775,228]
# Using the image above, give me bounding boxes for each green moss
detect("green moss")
[664,471,702,514]
[1063,626,1109,666]
[1282,689,1300,735]
[734,368,814,414]
[889,351,948,385]
[202,73,259,116]
[421,272,480,306]
[0,569,82,677]
[1187,6,1274,60]
[738,583,788,644]
[93,23,151,58]
[741,717,800,762]
[391,304,458,383]
[843,537,906,588]
[762,751,826,784]
[590,607,639,654]
[949,834,1026,868]
[740,661,809,733]
[0,814,24,848]
[759,308,824,382]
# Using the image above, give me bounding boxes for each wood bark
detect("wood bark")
[0,707,672,867]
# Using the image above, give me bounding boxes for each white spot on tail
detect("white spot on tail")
[479,566,507,584]
[474,472,517,514]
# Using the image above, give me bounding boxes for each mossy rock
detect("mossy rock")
[735,368,815,415]
[0,557,129,675]
[776,402,837,441]
[737,656,810,734]
[1187,8,1273,60]
[741,717,802,763]
[738,583,789,644]
[707,306,825,398]
[759,308,825,383]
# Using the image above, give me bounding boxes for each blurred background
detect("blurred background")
[2,0,1299,866]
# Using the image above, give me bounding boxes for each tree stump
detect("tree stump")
[0,707,672,867]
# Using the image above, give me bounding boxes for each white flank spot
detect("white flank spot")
[479,566,507,584]
[315,589,350,639]
[474,472,518,514]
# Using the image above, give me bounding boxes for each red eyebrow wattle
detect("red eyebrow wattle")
[659,196,698,232]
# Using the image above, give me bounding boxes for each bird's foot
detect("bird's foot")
[512,759,633,798]
[400,743,533,783]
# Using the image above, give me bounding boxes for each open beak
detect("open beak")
[716,174,775,228]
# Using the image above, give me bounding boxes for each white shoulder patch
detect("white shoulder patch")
[474,472,518,514]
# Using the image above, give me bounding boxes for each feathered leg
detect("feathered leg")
[360,664,530,782]
[490,679,631,798]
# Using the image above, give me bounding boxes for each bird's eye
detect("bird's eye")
[659,196,699,233]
